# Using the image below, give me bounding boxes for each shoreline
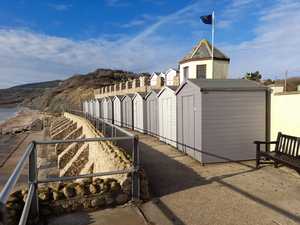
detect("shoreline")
[0,107,42,134]
[0,106,20,126]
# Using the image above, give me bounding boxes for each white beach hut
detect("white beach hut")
[145,90,159,136]
[88,100,94,116]
[133,92,147,133]
[157,86,178,147]
[176,79,269,163]
[94,99,100,118]
[121,94,134,129]
[113,95,123,127]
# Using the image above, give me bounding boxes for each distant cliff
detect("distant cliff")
[0,69,148,112]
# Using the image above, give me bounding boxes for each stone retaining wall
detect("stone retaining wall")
[5,114,150,225]
[55,126,83,155]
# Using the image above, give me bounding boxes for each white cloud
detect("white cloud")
[105,0,129,7]
[0,1,207,88]
[48,3,72,11]
[223,0,300,78]
[120,14,156,28]
[2,0,299,88]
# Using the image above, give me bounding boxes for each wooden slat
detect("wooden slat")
[291,137,297,156]
[295,138,300,157]
[279,136,287,153]
[274,132,282,152]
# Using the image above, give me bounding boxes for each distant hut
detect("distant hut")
[94,99,100,118]
[145,90,159,136]
[99,98,105,119]
[133,92,147,133]
[106,96,114,124]
[100,97,114,123]
[88,100,94,116]
[165,69,178,86]
[113,95,123,126]
[83,101,89,114]
[176,79,269,163]
[121,94,134,129]
[157,86,178,147]
[97,99,102,119]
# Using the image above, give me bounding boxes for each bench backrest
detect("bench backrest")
[275,132,300,157]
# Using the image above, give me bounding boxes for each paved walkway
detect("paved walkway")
[48,205,147,225]
[6,127,299,225]
[136,132,300,225]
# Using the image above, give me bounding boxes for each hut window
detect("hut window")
[183,66,189,81]
[196,65,206,79]
[135,79,140,87]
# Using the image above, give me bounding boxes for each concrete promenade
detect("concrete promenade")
[136,132,300,225]
[2,127,299,225]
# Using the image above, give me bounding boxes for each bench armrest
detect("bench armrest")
[254,141,277,145]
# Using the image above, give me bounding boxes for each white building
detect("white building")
[150,72,160,86]
[179,39,230,84]
[165,68,178,86]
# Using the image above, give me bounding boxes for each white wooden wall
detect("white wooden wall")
[202,91,266,163]
[94,100,100,118]
[165,69,177,86]
[158,88,177,147]
[102,98,109,121]
[88,101,93,116]
[133,94,147,133]
[113,98,122,126]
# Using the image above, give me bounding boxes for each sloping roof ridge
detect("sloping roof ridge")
[191,39,210,58]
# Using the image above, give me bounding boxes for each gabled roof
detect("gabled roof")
[112,95,123,101]
[145,89,160,99]
[133,92,147,100]
[179,39,230,64]
[107,96,114,102]
[165,68,178,75]
[157,85,178,97]
[150,72,160,79]
[175,79,267,95]
[121,94,135,101]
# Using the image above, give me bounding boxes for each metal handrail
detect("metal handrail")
[70,109,134,137]
[0,112,140,225]
[0,143,34,203]
[35,136,132,145]
[38,168,134,184]
[18,184,34,225]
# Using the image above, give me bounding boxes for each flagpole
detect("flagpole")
[211,11,215,78]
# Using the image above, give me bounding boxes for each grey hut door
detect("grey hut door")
[182,95,195,157]
[148,99,157,135]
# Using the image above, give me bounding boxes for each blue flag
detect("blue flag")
[200,14,212,25]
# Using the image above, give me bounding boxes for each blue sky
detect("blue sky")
[0,0,300,88]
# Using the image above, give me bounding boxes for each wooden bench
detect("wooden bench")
[254,132,300,172]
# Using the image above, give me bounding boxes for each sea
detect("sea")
[0,107,18,125]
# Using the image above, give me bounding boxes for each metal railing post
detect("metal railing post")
[132,135,140,201]
[0,202,7,224]
[29,141,39,219]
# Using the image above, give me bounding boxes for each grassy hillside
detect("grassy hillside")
[0,68,147,112]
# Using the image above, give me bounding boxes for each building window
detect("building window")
[183,66,189,81]
[196,65,206,79]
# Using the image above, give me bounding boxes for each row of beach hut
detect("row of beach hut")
[83,79,270,163]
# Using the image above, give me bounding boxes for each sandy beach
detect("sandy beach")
[0,108,42,134]
[0,108,45,188]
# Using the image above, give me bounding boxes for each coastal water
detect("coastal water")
[0,107,18,124]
